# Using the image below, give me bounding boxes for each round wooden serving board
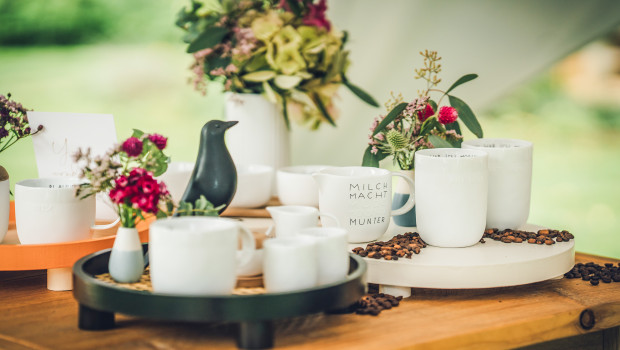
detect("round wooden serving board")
[348,223,575,289]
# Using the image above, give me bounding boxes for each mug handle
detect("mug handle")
[391,172,415,216]
[318,212,340,227]
[235,224,257,273]
[91,217,121,230]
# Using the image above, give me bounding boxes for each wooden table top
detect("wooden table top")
[0,252,618,349]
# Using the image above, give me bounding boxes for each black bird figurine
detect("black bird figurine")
[180,120,238,214]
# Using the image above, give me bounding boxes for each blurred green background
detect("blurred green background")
[0,0,618,258]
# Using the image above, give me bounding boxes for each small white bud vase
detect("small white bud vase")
[108,227,144,283]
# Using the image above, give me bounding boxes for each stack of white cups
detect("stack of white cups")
[262,205,349,293]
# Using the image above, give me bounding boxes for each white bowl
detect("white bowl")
[158,162,194,204]
[229,164,274,208]
[277,165,329,207]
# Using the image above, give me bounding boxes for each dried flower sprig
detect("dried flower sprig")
[363,51,482,170]
[0,93,43,154]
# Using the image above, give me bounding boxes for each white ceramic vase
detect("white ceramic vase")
[0,168,9,243]
[224,93,290,173]
[108,227,144,283]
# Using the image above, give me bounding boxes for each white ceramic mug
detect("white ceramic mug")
[149,217,256,296]
[313,166,415,243]
[265,205,339,238]
[462,138,533,230]
[229,164,274,208]
[299,227,349,285]
[15,178,119,244]
[277,165,329,207]
[414,149,488,247]
[262,236,317,293]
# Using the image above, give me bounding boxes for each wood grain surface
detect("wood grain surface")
[0,253,618,349]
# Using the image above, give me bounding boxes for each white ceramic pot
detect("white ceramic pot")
[263,236,318,293]
[229,164,274,208]
[0,173,9,243]
[224,93,290,195]
[414,148,488,247]
[108,227,144,283]
[277,165,328,207]
[462,138,533,230]
[299,227,349,285]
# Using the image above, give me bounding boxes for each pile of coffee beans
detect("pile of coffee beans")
[352,232,426,260]
[564,262,620,286]
[352,293,403,316]
[480,228,574,245]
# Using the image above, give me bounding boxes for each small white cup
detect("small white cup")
[263,236,317,293]
[229,164,274,208]
[462,138,533,230]
[265,205,339,238]
[299,227,349,285]
[157,161,194,205]
[15,177,118,244]
[414,149,488,247]
[149,217,256,296]
[277,165,328,207]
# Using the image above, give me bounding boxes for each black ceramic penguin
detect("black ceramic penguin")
[180,120,238,213]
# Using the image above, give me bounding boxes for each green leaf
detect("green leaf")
[274,75,302,90]
[131,129,144,138]
[311,93,336,127]
[428,135,453,148]
[419,117,440,137]
[156,210,168,219]
[445,121,463,147]
[428,99,438,112]
[341,74,379,107]
[362,145,380,167]
[372,102,408,136]
[282,97,291,130]
[445,74,478,95]
[448,95,483,138]
[243,70,276,82]
[285,0,302,16]
[205,55,231,72]
[187,27,228,53]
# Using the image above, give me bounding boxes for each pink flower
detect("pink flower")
[280,0,331,30]
[417,104,434,123]
[371,146,378,155]
[122,137,143,157]
[115,175,129,187]
[438,106,458,124]
[148,134,167,150]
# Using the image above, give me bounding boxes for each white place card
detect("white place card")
[27,112,118,220]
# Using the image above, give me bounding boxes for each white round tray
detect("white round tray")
[348,223,575,290]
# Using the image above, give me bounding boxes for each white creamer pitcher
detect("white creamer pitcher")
[313,166,414,243]
[266,205,339,238]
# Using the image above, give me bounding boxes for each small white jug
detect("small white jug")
[266,205,339,238]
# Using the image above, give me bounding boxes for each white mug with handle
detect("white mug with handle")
[265,205,340,238]
[149,216,256,295]
[15,177,120,244]
[313,166,415,243]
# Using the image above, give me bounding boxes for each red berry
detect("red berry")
[417,104,434,122]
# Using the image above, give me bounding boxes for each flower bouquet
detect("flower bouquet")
[363,50,483,169]
[177,0,378,129]
[0,93,43,242]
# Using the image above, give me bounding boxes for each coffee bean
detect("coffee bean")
[590,279,599,286]
[605,263,613,268]
[602,278,612,283]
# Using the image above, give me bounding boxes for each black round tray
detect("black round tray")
[73,244,366,349]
